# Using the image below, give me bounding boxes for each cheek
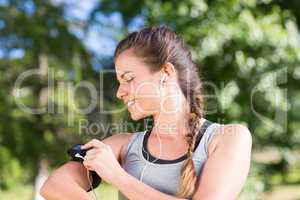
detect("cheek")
[137,97,160,113]
[133,81,161,113]
[133,80,160,98]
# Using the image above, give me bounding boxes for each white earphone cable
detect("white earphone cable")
[75,153,98,200]
[140,74,166,181]
[86,169,98,200]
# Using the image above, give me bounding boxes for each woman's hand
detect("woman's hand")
[81,139,126,186]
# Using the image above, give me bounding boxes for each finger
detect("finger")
[83,158,96,165]
[82,139,105,150]
[83,161,94,171]
[84,154,97,162]
[85,148,99,156]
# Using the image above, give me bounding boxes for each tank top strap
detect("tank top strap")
[194,121,222,159]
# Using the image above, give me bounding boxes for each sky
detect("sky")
[0,0,145,70]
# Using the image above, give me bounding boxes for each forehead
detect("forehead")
[115,49,148,76]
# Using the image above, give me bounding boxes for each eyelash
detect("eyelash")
[126,77,134,82]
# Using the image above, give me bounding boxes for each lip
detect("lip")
[125,99,135,107]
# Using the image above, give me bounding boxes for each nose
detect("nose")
[116,83,128,100]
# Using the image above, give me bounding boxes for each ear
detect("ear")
[160,73,168,85]
[161,62,176,80]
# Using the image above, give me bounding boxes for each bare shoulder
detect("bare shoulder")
[101,132,136,164]
[102,132,133,147]
[208,123,252,155]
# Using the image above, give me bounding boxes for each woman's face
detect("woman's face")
[115,49,162,120]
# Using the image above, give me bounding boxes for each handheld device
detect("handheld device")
[67,144,90,162]
[67,143,102,195]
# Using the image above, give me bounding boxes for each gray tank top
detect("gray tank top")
[119,120,221,200]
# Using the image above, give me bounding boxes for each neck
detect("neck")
[151,100,203,140]
[151,114,189,140]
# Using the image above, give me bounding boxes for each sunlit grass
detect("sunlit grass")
[1,182,299,200]
[1,184,32,200]
[0,183,119,200]
[92,182,119,200]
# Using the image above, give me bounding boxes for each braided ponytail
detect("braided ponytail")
[177,93,204,198]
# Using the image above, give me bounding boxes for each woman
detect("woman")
[40,26,252,200]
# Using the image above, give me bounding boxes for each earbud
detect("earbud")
[160,73,167,85]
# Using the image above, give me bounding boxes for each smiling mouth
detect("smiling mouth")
[127,99,135,107]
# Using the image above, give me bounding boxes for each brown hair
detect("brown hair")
[114,26,204,198]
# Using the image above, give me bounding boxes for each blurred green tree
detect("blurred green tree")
[0,0,98,191]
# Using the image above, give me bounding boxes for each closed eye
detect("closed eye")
[127,77,134,82]
[117,77,134,86]
[123,73,135,82]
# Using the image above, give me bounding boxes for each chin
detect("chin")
[130,112,149,121]
[129,112,141,121]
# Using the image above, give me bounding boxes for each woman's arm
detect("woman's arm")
[40,161,92,200]
[193,124,252,200]
[40,133,132,200]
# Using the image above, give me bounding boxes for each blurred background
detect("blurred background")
[0,0,300,199]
